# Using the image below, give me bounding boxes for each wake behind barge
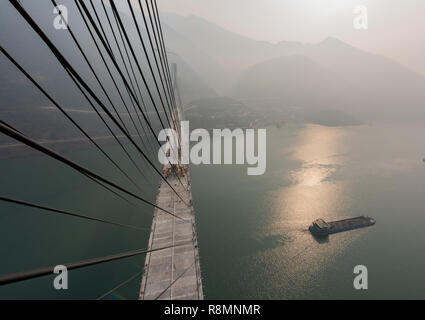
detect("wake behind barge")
[309,216,375,236]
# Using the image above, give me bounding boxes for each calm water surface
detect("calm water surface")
[191,122,425,299]
[0,145,157,299]
[1,122,424,299]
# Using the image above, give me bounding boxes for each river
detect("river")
[191,122,425,299]
[1,122,424,299]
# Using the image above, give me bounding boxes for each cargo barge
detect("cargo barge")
[309,216,375,236]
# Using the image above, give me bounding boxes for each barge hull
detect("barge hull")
[309,216,375,236]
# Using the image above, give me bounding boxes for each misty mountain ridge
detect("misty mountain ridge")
[2,0,425,138]
[161,12,425,120]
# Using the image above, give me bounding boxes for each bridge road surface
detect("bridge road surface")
[139,168,204,300]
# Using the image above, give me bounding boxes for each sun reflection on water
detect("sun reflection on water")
[257,124,358,298]
[276,124,348,224]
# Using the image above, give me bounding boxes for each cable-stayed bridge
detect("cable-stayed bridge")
[140,104,203,300]
[0,0,203,300]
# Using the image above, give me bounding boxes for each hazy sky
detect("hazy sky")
[156,0,425,75]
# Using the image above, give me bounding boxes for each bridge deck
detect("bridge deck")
[139,170,203,300]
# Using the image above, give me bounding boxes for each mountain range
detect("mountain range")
[1,2,425,127]
[161,12,425,120]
